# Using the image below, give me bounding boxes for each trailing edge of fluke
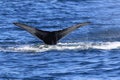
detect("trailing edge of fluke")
[13,22,91,45]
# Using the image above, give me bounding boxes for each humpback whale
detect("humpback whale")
[13,22,90,45]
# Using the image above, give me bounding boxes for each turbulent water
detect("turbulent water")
[0,0,120,80]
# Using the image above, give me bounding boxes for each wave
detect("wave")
[0,42,120,52]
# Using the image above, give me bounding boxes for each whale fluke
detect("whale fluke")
[13,22,90,45]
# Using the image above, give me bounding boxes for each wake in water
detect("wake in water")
[0,42,120,52]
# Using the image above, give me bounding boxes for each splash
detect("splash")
[0,42,120,52]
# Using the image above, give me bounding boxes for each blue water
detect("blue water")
[0,0,120,80]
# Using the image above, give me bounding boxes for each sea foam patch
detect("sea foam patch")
[0,42,120,52]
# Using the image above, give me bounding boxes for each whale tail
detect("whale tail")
[13,22,90,45]
[56,22,90,40]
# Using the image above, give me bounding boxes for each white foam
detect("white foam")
[92,42,120,50]
[0,42,120,52]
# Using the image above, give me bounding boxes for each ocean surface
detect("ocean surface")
[0,0,120,80]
